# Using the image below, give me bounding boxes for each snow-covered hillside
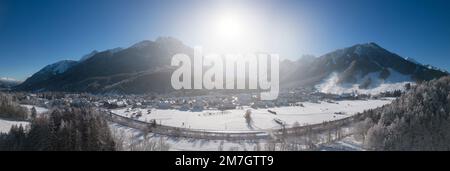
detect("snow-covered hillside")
[79,48,123,62]
[45,60,78,74]
[0,119,29,133]
[79,50,99,62]
[111,98,393,131]
[0,105,47,133]
[21,105,49,116]
[315,68,414,95]
[0,77,18,82]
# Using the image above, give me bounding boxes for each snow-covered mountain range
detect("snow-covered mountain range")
[281,42,448,94]
[13,38,449,95]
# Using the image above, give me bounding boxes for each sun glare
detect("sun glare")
[197,5,276,53]
[214,12,244,43]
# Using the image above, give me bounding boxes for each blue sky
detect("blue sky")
[0,0,449,80]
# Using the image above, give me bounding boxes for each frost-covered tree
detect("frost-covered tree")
[0,107,116,151]
[30,107,37,119]
[362,76,450,150]
[0,93,28,121]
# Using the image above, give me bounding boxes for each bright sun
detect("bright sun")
[215,13,243,41]
[211,11,249,48]
[203,7,266,53]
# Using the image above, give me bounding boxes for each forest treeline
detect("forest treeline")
[0,107,115,151]
[356,76,450,150]
[2,75,450,151]
[0,93,28,120]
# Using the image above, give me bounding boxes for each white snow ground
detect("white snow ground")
[318,135,364,151]
[0,119,29,133]
[110,123,268,151]
[21,105,49,116]
[0,105,47,133]
[111,99,393,132]
[110,123,366,151]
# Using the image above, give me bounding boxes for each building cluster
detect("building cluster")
[17,87,376,112]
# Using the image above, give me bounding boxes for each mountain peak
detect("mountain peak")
[355,42,381,48]
[0,77,17,81]
[43,60,78,74]
[131,40,153,49]
[367,42,380,47]
[155,36,183,45]
[355,42,382,50]
[405,57,421,65]
[349,42,391,57]
[0,77,22,88]
[131,37,185,49]
[79,50,99,61]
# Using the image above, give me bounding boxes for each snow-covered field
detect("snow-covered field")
[0,119,29,133]
[0,105,47,133]
[111,98,393,132]
[318,135,364,151]
[110,123,364,151]
[110,123,269,151]
[21,105,49,116]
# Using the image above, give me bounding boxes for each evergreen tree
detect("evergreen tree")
[362,76,450,150]
[31,107,37,119]
[0,107,116,151]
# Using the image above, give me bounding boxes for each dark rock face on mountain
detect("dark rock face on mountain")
[282,42,448,88]
[14,39,448,94]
